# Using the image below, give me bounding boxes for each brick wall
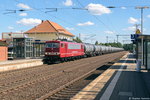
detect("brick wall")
[0,47,8,61]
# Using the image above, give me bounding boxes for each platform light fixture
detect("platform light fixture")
[135,6,149,65]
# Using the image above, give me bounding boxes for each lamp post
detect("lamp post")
[106,36,108,43]
[116,35,119,43]
[116,35,130,43]
[136,6,149,34]
[135,6,149,65]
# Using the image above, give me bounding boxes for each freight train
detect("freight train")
[43,40,123,64]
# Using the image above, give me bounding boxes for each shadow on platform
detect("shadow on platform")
[95,70,150,100]
[84,62,117,80]
[118,59,136,63]
[127,54,136,58]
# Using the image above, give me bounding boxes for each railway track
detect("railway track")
[42,63,114,100]
[0,51,127,100]
[38,64,113,100]
[0,55,106,91]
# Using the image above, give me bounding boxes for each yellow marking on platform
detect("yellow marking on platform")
[71,53,130,100]
[114,63,135,66]
[71,66,117,100]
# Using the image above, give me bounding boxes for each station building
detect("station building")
[1,20,75,59]
[1,32,25,59]
[2,32,24,46]
[24,20,75,41]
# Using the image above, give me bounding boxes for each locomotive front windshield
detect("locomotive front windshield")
[46,43,59,48]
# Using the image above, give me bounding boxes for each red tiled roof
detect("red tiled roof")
[24,20,74,37]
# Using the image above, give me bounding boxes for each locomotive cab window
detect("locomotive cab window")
[61,43,65,48]
[45,43,59,48]
[81,45,84,49]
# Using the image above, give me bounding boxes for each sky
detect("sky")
[1,0,150,44]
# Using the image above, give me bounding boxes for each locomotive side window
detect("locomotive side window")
[68,44,81,49]
[46,43,59,48]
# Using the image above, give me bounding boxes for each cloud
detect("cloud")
[104,31,115,34]
[77,21,94,26]
[8,26,14,30]
[17,3,32,10]
[63,0,73,6]
[86,3,111,15]
[128,17,138,24]
[15,30,24,33]
[121,7,127,9]
[19,13,27,16]
[123,26,146,34]
[66,27,74,31]
[17,18,41,26]
[123,26,136,31]
[147,15,150,18]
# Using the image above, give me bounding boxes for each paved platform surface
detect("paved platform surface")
[0,59,43,72]
[71,53,150,100]
[0,59,42,65]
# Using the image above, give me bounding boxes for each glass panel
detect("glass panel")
[147,42,150,69]
[45,43,59,48]
[138,42,142,60]
[143,41,147,66]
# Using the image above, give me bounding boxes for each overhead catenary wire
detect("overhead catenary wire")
[6,0,150,39]
[75,0,119,34]
[43,13,97,34]
[3,9,30,14]
[12,0,98,36]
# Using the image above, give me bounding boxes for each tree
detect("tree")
[99,43,105,45]
[73,37,82,43]
[123,43,133,52]
[103,42,123,48]
[95,41,99,45]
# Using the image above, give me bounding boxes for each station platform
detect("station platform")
[0,59,43,72]
[71,53,150,100]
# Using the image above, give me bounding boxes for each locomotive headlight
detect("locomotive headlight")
[45,52,48,55]
[45,52,59,55]
[45,52,51,55]
[56,52,60,55]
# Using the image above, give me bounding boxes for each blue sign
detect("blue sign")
[131,34,139,40]
[136,34,139,39]
[131,34,135,39]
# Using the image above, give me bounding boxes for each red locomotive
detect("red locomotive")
[43,40,85,63]
[43,40,123,64]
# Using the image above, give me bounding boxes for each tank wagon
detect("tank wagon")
[43,40,123,64]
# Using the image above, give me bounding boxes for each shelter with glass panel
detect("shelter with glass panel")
[136,35,150,70]
[33,40,45,58]
[13,38,33,59]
